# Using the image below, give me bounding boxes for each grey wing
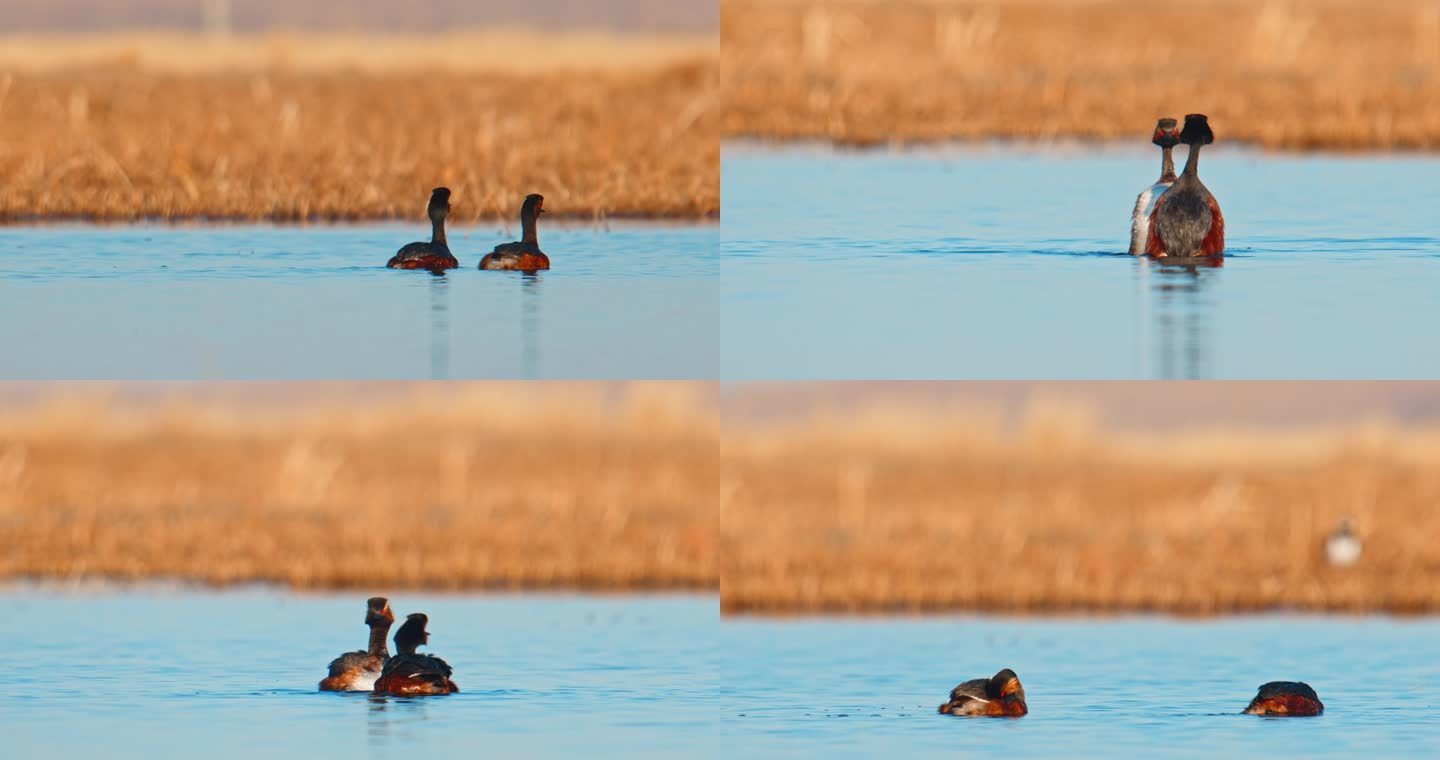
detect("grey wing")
[949,678,990,703]
[490,241,526,255]
[393,241,434,260]
[422,655,454,678]
[326,650,368,676]
[382,653,451,682]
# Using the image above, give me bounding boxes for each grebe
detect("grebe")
[1325,516,1362,567]
[387,187,459,271]
[318,596,394,692]
[1146,114,1224,259]
[1129,117,1180,255]
[1243,681,1324,716]
[938,668,1028,717]
[372,613,459,696]
[479,194,550,272]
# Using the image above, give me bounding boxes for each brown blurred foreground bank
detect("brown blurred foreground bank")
[724,0,1440,149]
[0,384,717,591]
[722,401,1440,614]
[0,32,717,221]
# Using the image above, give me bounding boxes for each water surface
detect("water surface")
[720,615,1440,757]
[722,144,1440,379]
[1,589,718,758]
[0,223,716,379]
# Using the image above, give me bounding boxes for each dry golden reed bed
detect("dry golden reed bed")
[0,384,717,591]
[722,401,1440,614]
[724,0,1440,149]
[0,32,717,221]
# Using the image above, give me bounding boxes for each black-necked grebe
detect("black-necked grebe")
[1129,117,1180,255]
[938,668,1028,717]
[1243,681,1324,716]
[318,597,394,692]
[1146,114,1225,258]
[387,187,459,271]
[479,194,550,273]
[372,613,459,696]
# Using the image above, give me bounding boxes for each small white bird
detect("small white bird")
[1325,516,1362,567]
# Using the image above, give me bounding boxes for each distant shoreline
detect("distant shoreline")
[0,44,718,221]
[723,0,1440,152]
[721,400,1440,616]
[0,384,718,591]
[0,30,714,74]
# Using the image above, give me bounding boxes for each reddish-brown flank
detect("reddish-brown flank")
[938,699,1027,716]
[1144,200,1166,255]
[371,673,459,696]
[318,671,364,692]
[1200,197,1226,256]
[389,255,458,271]
[478,251,550,272]
[941,697,1028,717]
[511,253,550,272]
[1248,694,1323,716]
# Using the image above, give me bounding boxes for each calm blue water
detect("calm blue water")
[0,223,716,379]
[720,615,1440,757]
[5,589,1436,757]
[0,590,719,758]
[721,144,1440,379]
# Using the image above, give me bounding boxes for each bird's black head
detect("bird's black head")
[393,613,431,654]
[521,193,545,221]
[427,187,452,222]
[989,668,1024,701]
[364,597,394,627]
[1180,114,1214,146]
[1152,117,1180,148]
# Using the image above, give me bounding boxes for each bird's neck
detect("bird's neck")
[368,622,392,658]
[1181,143,1202,179]
[431,217,447,247]
[521,214,538,245]
[1159,146,1177,183]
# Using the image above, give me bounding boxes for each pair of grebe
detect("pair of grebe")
[385,189,550,273]
[318,597,459,696]
[1129,113,1225,259]
[939,669,1323,717]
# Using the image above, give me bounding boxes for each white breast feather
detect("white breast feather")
[350,667,382,692]
[1129,181,1173,255]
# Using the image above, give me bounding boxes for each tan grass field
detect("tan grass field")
[11,381,1440,612]
[0,32,717,221]
[722,397,1440,614]
[0,383,717,591]
[724,0,1440,149]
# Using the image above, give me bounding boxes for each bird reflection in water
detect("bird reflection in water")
[521,272,542,378]
[366,691,431,744]
[428,273,451,379]
[1146,257,1221,379]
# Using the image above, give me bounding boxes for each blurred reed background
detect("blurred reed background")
[723,0,1440,148]
[0,383,717,591]
[0,1,717,221]
[721,383,1440,614]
